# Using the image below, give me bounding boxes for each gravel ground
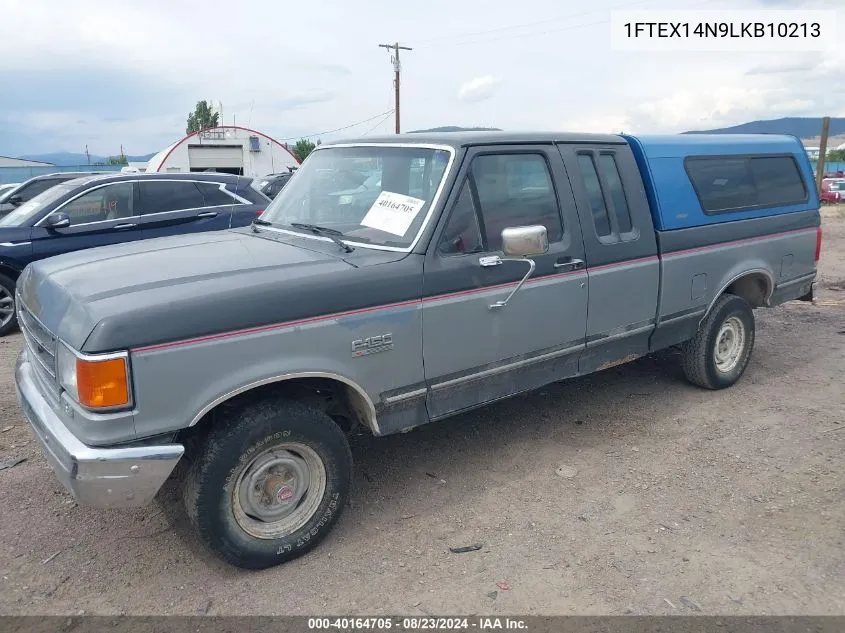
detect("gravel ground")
[0,209,843,616]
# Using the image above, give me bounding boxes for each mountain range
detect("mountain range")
[683,117,845,138]
[18,151,156,166]
[12,119,843,165]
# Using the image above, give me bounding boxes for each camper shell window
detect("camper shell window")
[684,154,808,215]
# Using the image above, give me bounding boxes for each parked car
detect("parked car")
[14,131,820,570]
[820,177,845,203]
[0,183,21,198]
[0,172,111,217]
[252,170,296,199]
[0,172,268,335]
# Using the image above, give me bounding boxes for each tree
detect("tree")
[827,149,845,162]
[187,100,220,134]
[292,138,320,162]
[105,155,128,165]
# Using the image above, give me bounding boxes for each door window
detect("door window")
[60,183,135,225]
[437,181,483,256]
[20,178,62,201]
[140,181,207,215]
[195,182,238,206]
[471,154,563,251]
[439,153,563,255]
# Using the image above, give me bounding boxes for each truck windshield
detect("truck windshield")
[258,145,452,249]
[0,183,76,227]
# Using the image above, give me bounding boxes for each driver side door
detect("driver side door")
[31,181,143,260]
[421,146,589,420]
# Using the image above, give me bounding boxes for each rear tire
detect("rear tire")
[681,293,755,390]
[0,273,18,337]
[182,398,352,570]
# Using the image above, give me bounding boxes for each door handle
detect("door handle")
[554,257,585,271]
[113,223,137,230]
[196,211,218,218]
[479,255,503,267]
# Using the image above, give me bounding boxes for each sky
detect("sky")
[0,0,842,156]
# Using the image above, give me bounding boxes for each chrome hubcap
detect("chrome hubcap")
[0,287,14,327]
[714,316,745,373]
[233,442,327,539]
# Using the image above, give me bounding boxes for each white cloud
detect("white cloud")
[0,0,843,154]
[457,76,502,104]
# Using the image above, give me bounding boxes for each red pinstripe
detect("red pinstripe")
[130,226,816,353]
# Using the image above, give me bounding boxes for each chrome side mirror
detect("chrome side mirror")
[501,225,549,257]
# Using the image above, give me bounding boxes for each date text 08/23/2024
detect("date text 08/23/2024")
[307,617,528,630]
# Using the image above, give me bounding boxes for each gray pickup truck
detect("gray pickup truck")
[14,131,821,569]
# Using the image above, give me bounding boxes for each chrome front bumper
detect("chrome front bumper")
[14,349,184,508]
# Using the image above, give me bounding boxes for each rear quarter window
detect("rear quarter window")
[684,155,808,214]
[236,185,271,204]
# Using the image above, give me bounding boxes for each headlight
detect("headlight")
[338,195,353,205]
[57,342,132,409]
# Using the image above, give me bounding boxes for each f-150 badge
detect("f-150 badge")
[352,334,393,357]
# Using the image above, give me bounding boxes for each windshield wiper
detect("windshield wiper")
[290,222,354,253]
[251,217,274,232]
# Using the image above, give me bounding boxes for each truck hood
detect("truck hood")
[17,228,417,352]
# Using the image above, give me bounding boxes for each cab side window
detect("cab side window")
[438,153,564,256]
[576,150,635,241]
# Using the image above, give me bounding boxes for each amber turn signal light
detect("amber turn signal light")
[76,356,130,408]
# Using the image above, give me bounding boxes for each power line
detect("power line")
[362,110,396,136]
[414,0,656,47]
[277,109,396,141]
[415,0,716,49]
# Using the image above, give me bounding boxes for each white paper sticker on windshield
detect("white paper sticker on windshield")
[360,191,426,236]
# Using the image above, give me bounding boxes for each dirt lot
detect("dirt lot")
[0,209,843,617]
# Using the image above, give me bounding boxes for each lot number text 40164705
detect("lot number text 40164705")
[307,617,529,630]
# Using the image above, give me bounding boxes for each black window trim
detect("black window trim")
[576,148,639,245]
[683,152,810,216]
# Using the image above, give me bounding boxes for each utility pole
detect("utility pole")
[84,145,90,166]
[379,42,412,133]
[816,116,831,195]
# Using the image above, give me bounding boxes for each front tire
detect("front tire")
[0,273,18,337]
[681,293,755,390]
[182,398,352,570]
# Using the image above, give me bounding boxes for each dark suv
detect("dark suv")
[252,170,296,199]
[0,172,111,217]
[0,172,269,335]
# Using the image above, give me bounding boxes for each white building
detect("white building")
[145,126,299,176]
[0,155,54,168]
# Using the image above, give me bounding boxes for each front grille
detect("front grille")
[17,298,60,395]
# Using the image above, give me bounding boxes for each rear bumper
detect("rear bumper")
[771,273,816,306]
[15,348,184,508]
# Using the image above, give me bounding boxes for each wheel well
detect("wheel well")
[180,377,376,447]
[0,264,21,283]
[723,272,770,308]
